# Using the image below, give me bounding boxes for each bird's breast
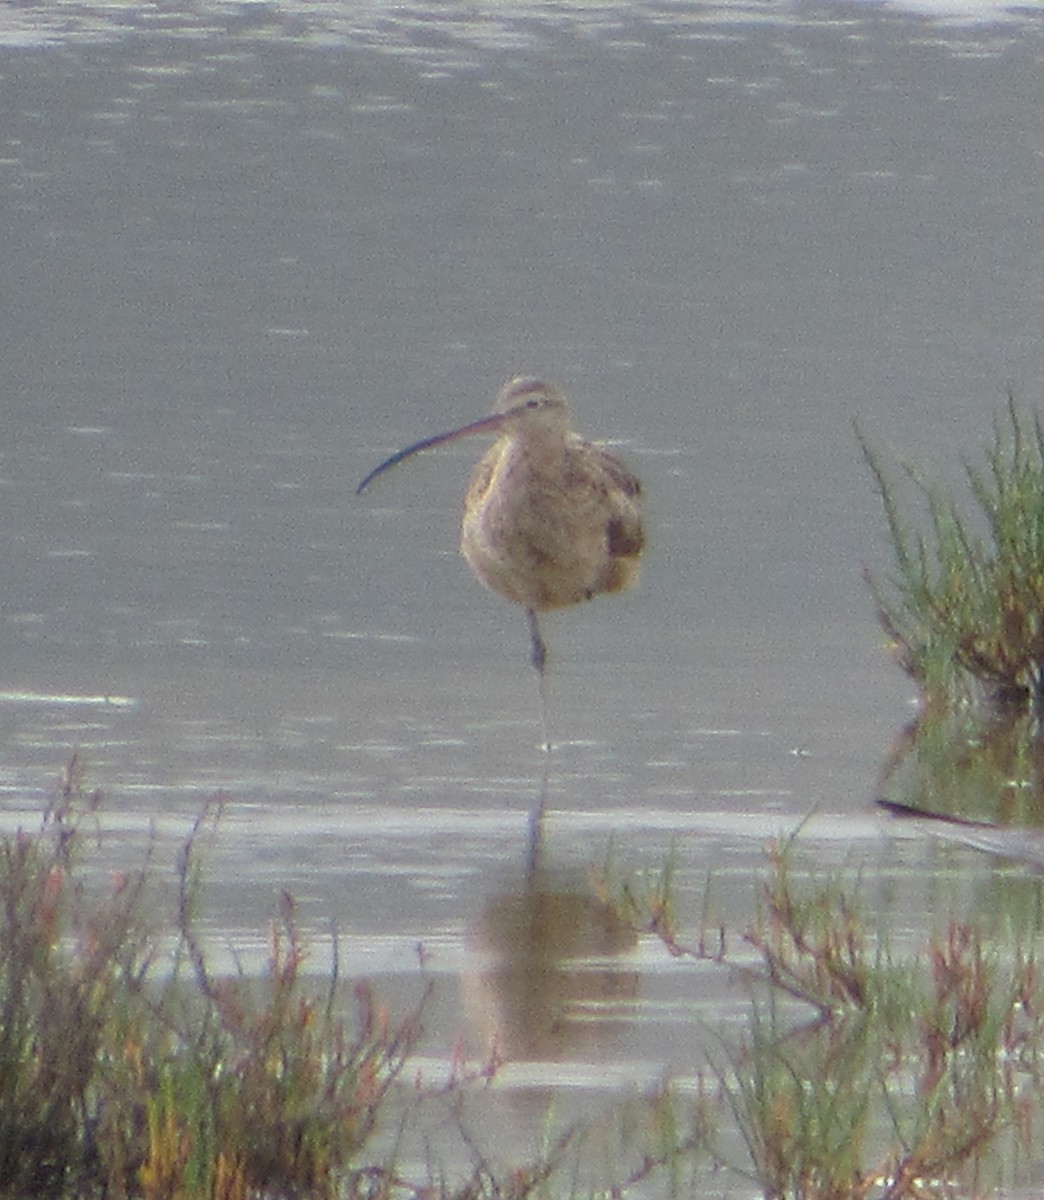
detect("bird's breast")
[458,437,643,612]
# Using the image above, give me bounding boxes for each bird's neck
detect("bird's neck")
[505,429,570,476]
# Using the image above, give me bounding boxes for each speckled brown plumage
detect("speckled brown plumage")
[357,375,644,677]
[460,405,643,612]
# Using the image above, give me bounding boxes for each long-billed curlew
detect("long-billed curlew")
[356,375,644,686]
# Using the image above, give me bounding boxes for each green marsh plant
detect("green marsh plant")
[0,760,426,1200]
[0,762,705,1200]
[603,837,1044,1198]
[727,846,1043,1200]
[861,395,1044,717]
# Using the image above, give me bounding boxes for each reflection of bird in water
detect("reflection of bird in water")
[463,884,638,1062]
[356,376,644,691]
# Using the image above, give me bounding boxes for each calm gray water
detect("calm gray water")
[3,0,1044,1190]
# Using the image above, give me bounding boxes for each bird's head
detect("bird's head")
[356,376,571,494]
[491,377,570,431]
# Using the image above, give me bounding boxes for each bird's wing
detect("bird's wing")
[596,447,642,499]
[569,438,645,560]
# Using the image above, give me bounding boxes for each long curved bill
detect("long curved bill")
[356,411,508,494]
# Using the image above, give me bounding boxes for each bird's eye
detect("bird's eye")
[526,398,541,409]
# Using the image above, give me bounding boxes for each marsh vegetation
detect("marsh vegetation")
[862,396,1044,719]
[5,758,1044,1200]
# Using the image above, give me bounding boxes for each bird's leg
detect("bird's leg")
[526,609,552,754]
[527,608,548,674]
[524,608,552,868]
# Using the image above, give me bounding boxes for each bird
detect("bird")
[357,375,644,780]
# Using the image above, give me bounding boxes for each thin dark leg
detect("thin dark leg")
[526,609,551,755]
[525,608,551,884]
[527,608,548,674]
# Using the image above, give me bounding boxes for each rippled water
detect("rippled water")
[4,0,1044,1191]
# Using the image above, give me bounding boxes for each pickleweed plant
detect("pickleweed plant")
[0,760,712,1200]
[861,396,1044,716]
[0,763,428,1200]
[604,834,1044,1199]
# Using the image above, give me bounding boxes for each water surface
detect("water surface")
[3,0,1044,1191]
